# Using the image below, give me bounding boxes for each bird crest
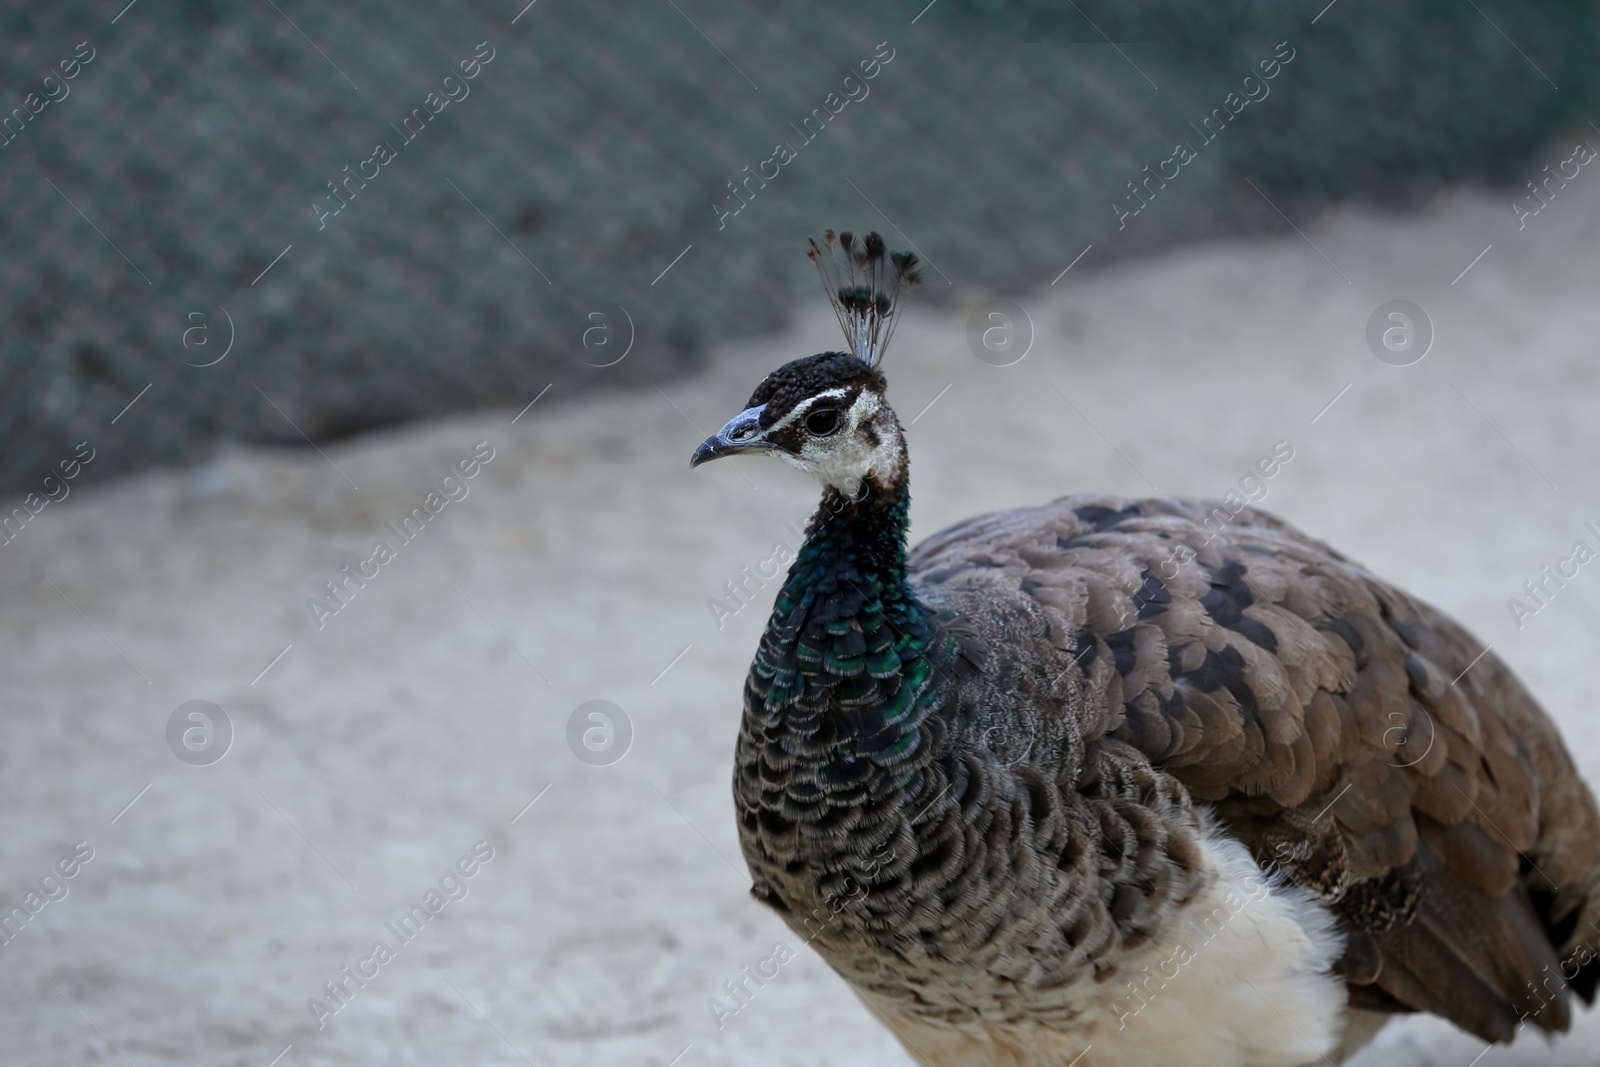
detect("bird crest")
[807,229,921,369]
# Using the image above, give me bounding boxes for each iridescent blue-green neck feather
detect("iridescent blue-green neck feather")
[744,474,957,805]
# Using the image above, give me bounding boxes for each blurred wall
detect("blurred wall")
[1,0,1594,493]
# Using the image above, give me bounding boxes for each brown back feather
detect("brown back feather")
[908,494,1600,1042]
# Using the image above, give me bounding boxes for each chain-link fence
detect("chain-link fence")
[2,0,1594,493]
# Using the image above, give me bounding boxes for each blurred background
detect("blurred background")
[5,0,1600,1064]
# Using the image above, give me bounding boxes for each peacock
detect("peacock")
[689,230,1600,1066]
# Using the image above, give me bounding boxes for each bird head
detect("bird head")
[690,351,902,492]
[691,230,920,495]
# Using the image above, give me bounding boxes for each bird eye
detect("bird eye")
[805,407,841,436]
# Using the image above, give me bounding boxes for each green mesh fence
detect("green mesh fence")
[1,0,1594,493]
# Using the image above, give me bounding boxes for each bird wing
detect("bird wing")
[906,494,1600,1042]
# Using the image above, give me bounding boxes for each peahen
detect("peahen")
[689,230,1600,1066]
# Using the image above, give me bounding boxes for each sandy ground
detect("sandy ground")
[6,186,1600,1066]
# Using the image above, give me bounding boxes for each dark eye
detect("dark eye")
[805,407,841,436]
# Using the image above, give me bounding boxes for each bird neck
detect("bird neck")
[791,474,914,605]
[749,461,951,775]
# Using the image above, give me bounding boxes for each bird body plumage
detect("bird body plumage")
[696,232,1600,1066]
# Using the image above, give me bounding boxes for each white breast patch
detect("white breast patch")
[861,821,1351,1067]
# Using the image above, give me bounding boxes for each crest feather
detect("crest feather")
[807,229,921,369]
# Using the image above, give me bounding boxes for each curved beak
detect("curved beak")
[690,405,770,468]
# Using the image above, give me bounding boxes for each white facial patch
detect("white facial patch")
[774,389,904,492]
